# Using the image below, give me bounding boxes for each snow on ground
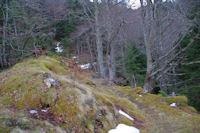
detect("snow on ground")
[80,63,90,69]
[56,42,61,47]
[55,46,63,53]
[29,110,38,114]
[170,103,176,107]
[55,42,63,53]
[72,56,78,59]
[108,124,140,133]
[119,109,134,121]
[41,109,48,113]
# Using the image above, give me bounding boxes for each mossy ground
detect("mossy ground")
[0,56,200,133]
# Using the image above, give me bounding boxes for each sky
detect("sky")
[89,0,141,8]
[125,0,141,9]
[126,0,171,9]
[90,0,173,9]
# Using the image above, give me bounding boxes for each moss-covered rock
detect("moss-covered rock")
[0,56,200,133]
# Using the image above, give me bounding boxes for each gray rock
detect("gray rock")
[43,73,61,88]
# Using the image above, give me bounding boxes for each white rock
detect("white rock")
[108,124,140,133]
[44,80,51,88]
[41,109,48,113]
[170,103,176,107]
[44,78,55,88]
[29,110,38,114]
[119,110,134,121]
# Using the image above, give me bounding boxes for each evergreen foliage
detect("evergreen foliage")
[54,19,78,41]
[120,44,146,86]
[172,1,200,111]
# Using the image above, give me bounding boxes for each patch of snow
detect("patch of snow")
[55,42,63,53]
[49,78,55,82]
[55,46,63,53]
[80,63,90,69]
[137,94,142,97]
[29,110,38,114]
[119,109,134,121]
[41,109,48,113]
[108,124,140,133]
[72,56,78,59]
[92,62,97,65]
[56,42,61,47]
[170,103,176,107]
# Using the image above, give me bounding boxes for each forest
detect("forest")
[0,0,200,132]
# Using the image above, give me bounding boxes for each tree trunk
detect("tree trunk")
[108,44,116,80]
[87,37,97,72]
[0,48,3,68]
[131,74,137,88]
[95,0,106,78]
[2,0,9,67]
[140,0,154,92]
[143,41,153,92]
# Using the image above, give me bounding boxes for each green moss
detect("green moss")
[120,117,134,126]
[114,86,143,94]
[0,56,71,109]
[158,104,180,115]
[87,121,94,132]
[140,93,165,106]
[1,56,200,132]
[186,106,197,113]
[16,89,43,109]
[0,126,10,133]
[166,96,188,107]
[40,60,68,74]
[94,92,115,107]
[75,74,96,87]
[11,56,68,75]
[83,78,96,87]
[118,98,145,121]
[1,95,15,106]
[41,87,57,106]
[51,90,80,123]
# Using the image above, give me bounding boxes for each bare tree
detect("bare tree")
[94,0,106,78]
[1,0,8,67]
[139,0,190,92]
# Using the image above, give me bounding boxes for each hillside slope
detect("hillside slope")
[0,56,200,133]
